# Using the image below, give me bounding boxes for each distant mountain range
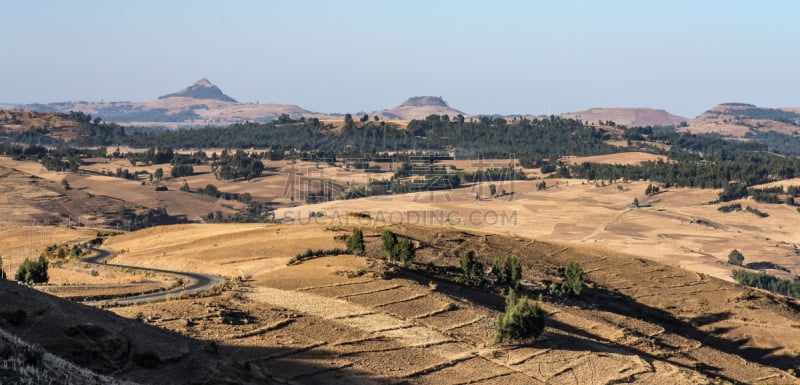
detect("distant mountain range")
[6,79,799,138]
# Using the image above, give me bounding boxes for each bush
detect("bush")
[287,248,348,265]
[562,262,584,296]
[495,291,546,343]
[492,255,522,292]
[745,206,768,217]
[728,249,744,266]
[718,203,742,212]
[154,185,168,191]
[346,228,365,256]
[15,254,49,284]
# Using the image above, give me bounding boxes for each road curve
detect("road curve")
[80,247,225,306]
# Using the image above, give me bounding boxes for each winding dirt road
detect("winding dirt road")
[80,247,224,306]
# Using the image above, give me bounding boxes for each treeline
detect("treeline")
[569,130,800,189]
[732,270,800,299]
[62,115,618,159]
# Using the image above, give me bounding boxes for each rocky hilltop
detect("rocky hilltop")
[158,78,237,102]
[378,96,466,120]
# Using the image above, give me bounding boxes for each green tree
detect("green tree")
[728,249,745,266]
[347,228,365,256]
[360,114,369,123]
[493,255,522,291]
[489,184,497,197]
[180,181,190,192]
[380,229,397,260]
[460,250,483,280]
[495,291,546,343]
[392,237,415,267]
[154,167,164,181]
[562,262,584,296]
[15,254,49,284]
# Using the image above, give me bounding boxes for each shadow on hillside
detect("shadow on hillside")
[578,285,794,378]
[396,269,795,383]
[0,281,395,385]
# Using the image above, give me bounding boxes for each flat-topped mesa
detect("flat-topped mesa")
[158,78,237,102]
[398,96,450,108]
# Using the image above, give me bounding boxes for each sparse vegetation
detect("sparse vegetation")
[718,203,742,212]
[287,248,348,265]
[745,206,768,217]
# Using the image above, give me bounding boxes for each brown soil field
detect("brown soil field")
[92,223,800,383]
[275,180,800,284]
[2,221,800,383]
[564,152,667,165]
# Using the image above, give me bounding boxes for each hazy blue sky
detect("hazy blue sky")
[2,1,798,117]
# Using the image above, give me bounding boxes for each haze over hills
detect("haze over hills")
[7,79,800,140]
[19,79,311,128]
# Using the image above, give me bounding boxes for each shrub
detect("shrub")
[718,203,742,212]
[745,206,768,217]
[495,291,546,343]
[287,248,348,265]
[346,228,365,256]
[728,249,744,266]
[562,262,584,296]
[154,185,168,191]
[492,255,522,292]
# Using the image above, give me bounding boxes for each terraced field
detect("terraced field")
[97,223,799,384]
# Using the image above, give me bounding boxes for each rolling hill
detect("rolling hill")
[683,103,800,137]
[560,107,688,127]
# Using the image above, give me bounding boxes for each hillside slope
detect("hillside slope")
[683,103,800,137]
[561,107,688,127]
